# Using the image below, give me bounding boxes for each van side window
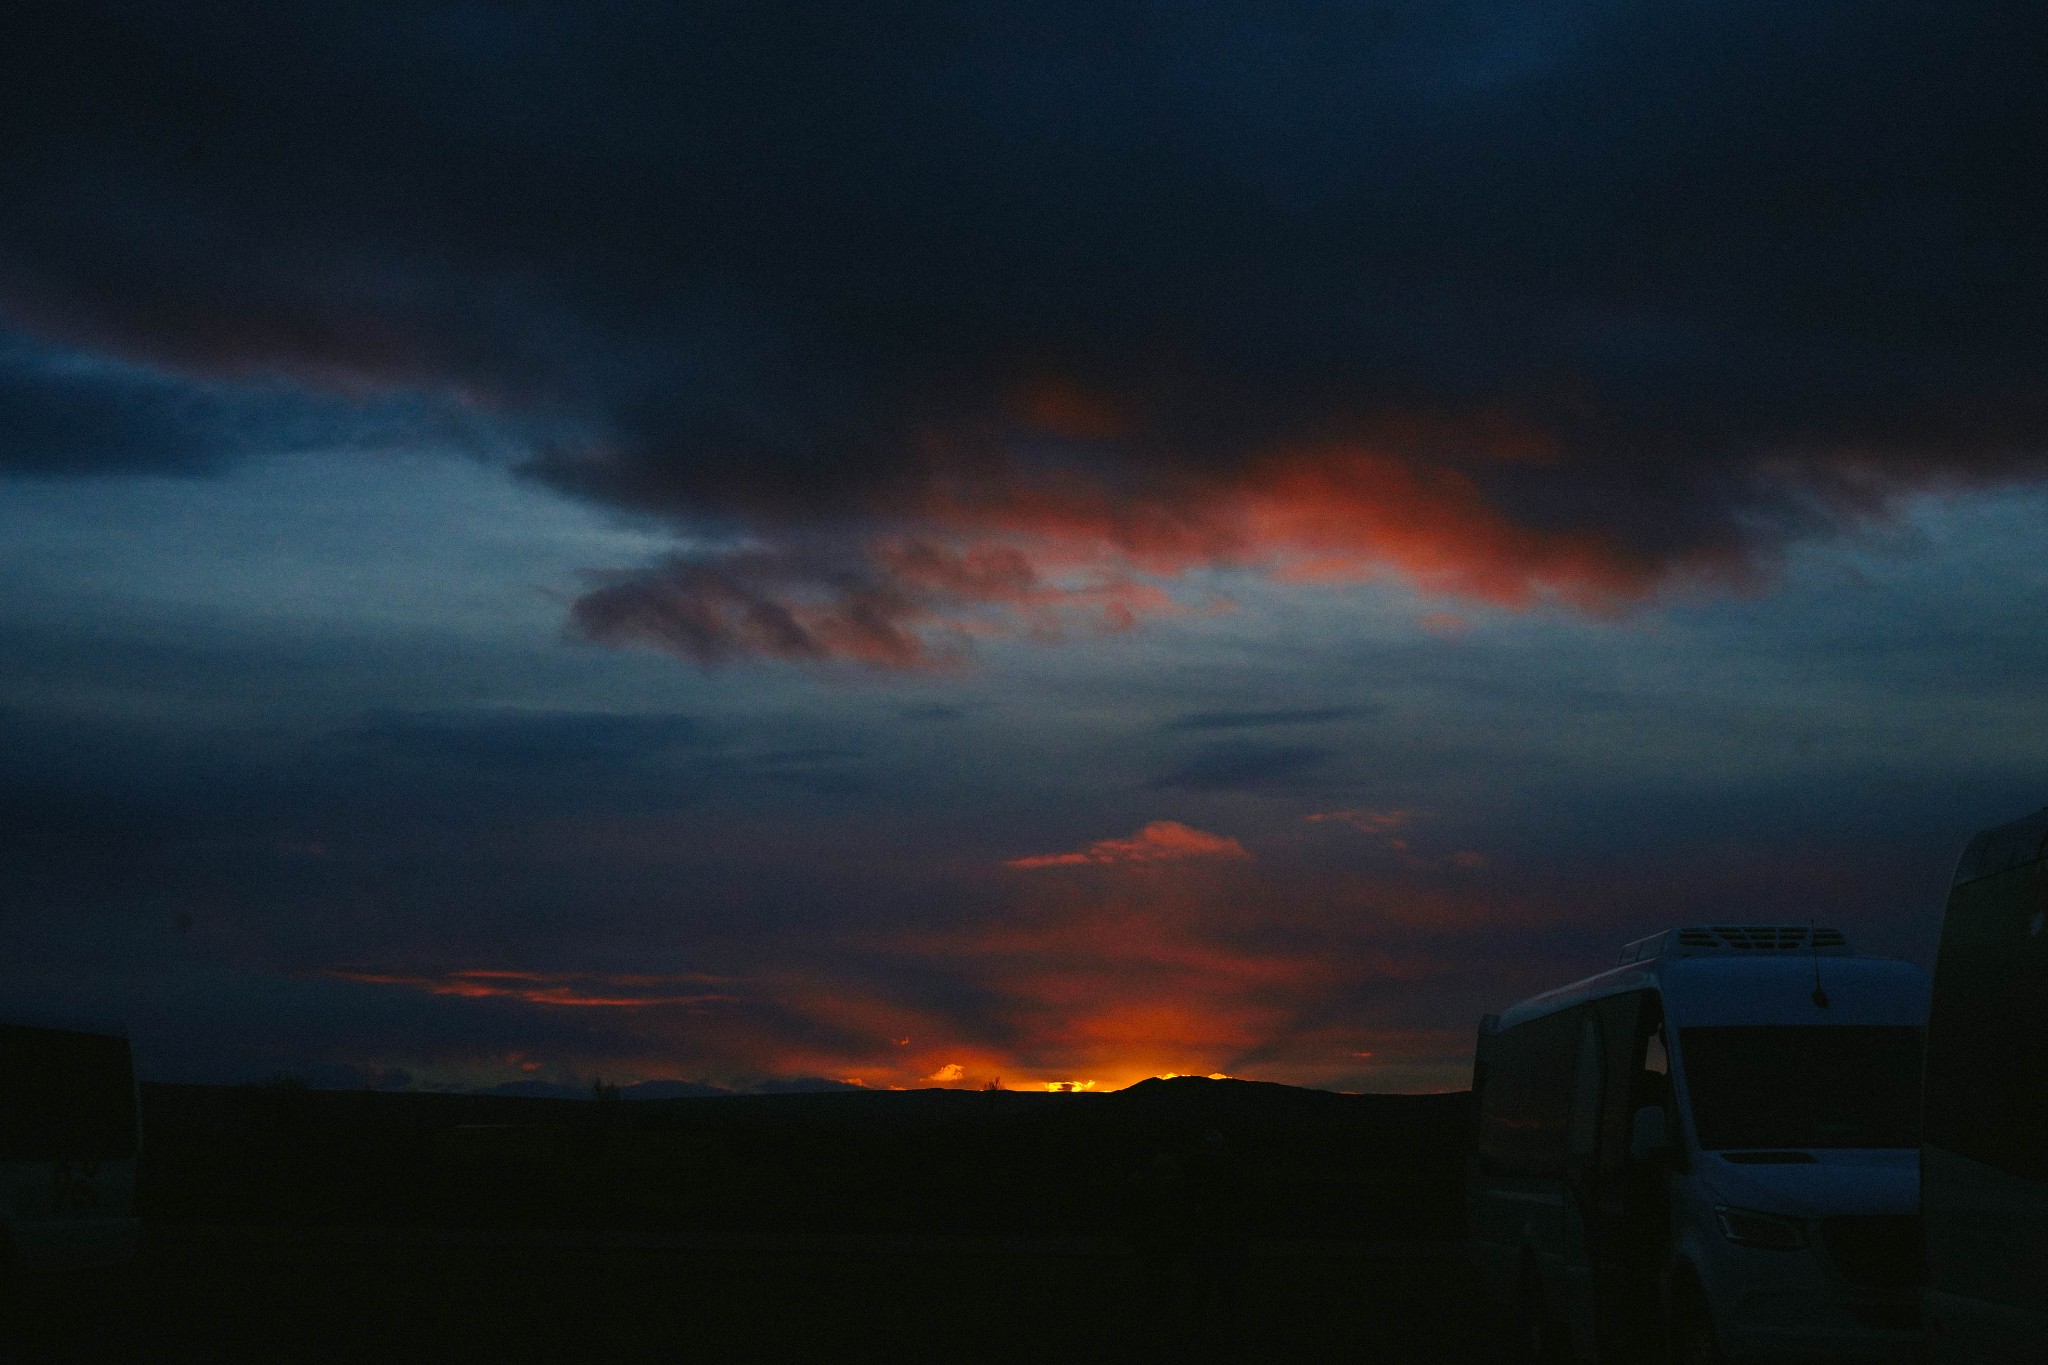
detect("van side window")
[1593,991,1654,1172]
[1568,1011,1603,1159]
[1626,999,1675,1168]
[1477,1006,1580,1178]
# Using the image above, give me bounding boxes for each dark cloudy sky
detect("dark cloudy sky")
[3,1,2045,1093]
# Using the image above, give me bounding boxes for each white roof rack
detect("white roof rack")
[1618,925,1849,965]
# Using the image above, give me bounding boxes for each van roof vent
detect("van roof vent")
[1619,925,1849,964]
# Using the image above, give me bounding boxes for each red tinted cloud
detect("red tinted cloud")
[571,536,1181,670]
[327,967,732,1009]
[1005,820,1251,870]
[927,431,1658,598]
[568,428,1715,670]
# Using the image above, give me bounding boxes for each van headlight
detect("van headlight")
[1714,1205,1807,1250]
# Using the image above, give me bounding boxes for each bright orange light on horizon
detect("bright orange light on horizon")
[1012,1071,1233,1094]
[318,833,1497,1094]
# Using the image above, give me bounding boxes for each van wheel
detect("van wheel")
[1514,1269,1569,1365]
[1667,1274,1723,1365]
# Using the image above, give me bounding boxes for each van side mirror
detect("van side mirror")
[1630,1105,1673,1163]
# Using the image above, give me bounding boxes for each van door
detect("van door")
[1562,992,1658,1362]
[1563,1008,1607,1355]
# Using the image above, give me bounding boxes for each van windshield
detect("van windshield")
[1680,1025,1922,1150]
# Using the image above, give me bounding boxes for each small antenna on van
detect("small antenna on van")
[1809,919,1830,1009]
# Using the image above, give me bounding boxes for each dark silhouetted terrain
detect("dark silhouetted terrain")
[4,1076,1506,1362]
[135,1076,1472,1240]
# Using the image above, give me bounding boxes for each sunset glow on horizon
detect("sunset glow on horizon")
[3,1,2042,1100]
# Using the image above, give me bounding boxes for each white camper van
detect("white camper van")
[1922,805,2048,1362]
[1469,926,1927,1363]
[0,1017,141,1276]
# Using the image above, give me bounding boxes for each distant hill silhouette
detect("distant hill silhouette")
[617,1079,735,1101]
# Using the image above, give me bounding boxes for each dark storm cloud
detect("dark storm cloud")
[0,703,862,904]
[0,331,494,475]
[0,706,210,885]
[347,711,710,774]
[1147,741,1330,791]
[0,336,241,474]
[1165,706,1369,732]
[0,773,195,875]
[326,710,872,811]
[2,1,2046,658]
[900,704,969,723]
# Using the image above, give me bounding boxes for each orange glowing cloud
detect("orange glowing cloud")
[568,416,1736,670]
[839,822,1566,1092]
[1004,820,1251,870]
[893,849,1324,1089]
[1303,808,1493,871]
[326,967,734,1009]
[1305,807,1415,838]
[916,428,1689,610]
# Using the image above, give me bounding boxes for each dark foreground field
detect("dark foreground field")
[3,1230,1510,1364]
[5,1075,1510,1362]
